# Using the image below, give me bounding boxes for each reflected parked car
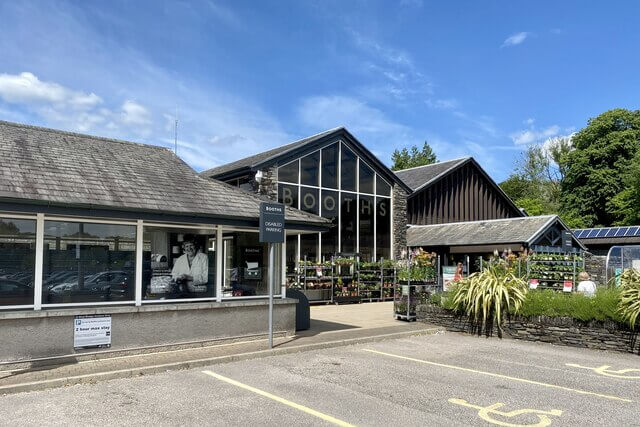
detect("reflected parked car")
[0,279,33,305]
[46,271,132,303]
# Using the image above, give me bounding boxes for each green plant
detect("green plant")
[519,288,622,323]
[450,265,528,337]
[618,269,640,329]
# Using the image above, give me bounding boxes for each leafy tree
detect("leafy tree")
[609,151,640,225]
[560,109,640,227]
[391,141,437,170]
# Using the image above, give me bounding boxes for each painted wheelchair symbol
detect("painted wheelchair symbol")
[449,398,563,427]
[566,363,640,379]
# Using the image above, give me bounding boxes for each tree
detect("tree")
[391,141,437,170]
[560,109,640,227]
[609,151,640,225]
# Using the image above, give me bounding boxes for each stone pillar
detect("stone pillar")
[584,252,607,286]
[257,166,278,201]
[392,185,408,259]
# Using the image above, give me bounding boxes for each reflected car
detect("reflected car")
[46,271,132,303]
[0,279,33,305]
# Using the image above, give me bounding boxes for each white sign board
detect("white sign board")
[442,266,457,292]
[74,315,112,349]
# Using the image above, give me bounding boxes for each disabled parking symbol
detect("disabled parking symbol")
[449,398,562,427]
[566,363,640,379]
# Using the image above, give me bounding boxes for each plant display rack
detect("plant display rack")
[357,261,383,303]
[333,256,360,304]
[527,251,584,291]
[298,257,334,303]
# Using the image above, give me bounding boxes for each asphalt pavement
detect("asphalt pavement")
[1,331,639,426]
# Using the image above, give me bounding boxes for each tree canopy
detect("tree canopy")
[391,141,437,171]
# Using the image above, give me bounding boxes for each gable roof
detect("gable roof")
[395,156,524,217]
[200,127,413,193]
[0,120,329,228]
[407,215,585,249]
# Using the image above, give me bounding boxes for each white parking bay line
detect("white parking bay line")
[201,370,356,427]
[363,349,633,403]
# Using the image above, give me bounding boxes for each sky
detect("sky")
[0,1,639,182]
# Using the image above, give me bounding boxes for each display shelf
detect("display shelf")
[527,252,584,292]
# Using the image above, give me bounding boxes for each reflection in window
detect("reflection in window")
[142,226,215,300]
[237,176,254,192]
[285,235,298,276]
[0,218,36,306]
[320,190,338,259]
[43,221,136,304]
[278,184,299,209]
[341,144,357,191]
[341,193,357,253]
[300,187,319,215]
[300,151,320,186]
[222,231,278,297]
[359,195,374,262]
[278,160,299,184]
[376,198,391,260]
[300,233,318,262]
[321,143,338,189]
[359,161,374,194]
[376,175,391,196]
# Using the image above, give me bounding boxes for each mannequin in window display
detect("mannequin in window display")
[171,238,208,293]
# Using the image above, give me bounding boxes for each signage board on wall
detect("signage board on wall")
[442,266,457,292]
[74,315,112,349]
[562,231,573,249]
[259,202,285,243]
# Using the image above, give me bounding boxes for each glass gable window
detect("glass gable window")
[0,218,36,307]
[142,226,216,300]
[300,187,319,215]
[300,151,320,186]
[341,144,357,192]
[341,193,357,253]
[359,195,374,261]
[300,233,318,262]
[376,175,391,196]
[376,198,391,260]
[278,160,299,184]
[320,190,338,259]
[42,221,136,304]
[359,161,374,194]
[278,184,299,209]
[321,143,338,189]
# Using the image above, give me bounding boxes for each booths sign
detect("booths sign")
[260,202,285,243]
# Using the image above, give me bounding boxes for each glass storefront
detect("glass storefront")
[278,142,392,261]
[0,218,36,306]
[42,221,136,304]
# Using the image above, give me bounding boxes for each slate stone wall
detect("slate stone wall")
[417,303,639,354]
[584,252,607,286]
[393,185,408,259]
[257,166,278,201]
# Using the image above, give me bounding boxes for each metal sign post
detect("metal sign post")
[259,202,285,349]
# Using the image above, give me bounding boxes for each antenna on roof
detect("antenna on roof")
[174,107,178,154]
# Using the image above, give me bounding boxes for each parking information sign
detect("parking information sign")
[259,202,285,243]
[74,315,112,349]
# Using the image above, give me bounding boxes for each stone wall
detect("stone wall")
[257,166,278,201]
[393,185,408,259]
[417,303,639,354]
[584,252,607,286]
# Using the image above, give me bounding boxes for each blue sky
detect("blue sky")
[1,1,638,182]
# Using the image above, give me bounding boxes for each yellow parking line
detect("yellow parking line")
[202,370,356,427]
[363,349,632,403]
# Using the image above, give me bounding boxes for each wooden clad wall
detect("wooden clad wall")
[407,162,521,225]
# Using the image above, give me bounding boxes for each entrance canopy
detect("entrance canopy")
[407,215,585,253]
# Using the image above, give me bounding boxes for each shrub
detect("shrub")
[450,265,528,337]
[619,269,640,329]
[518,288,622,323]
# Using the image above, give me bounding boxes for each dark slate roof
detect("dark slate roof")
[394,157,470,191]
[0,120,329,226]
[407,215,559,247]
[200,127,343,178]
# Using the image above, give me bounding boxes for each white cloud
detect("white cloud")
[510,124,560,145]
[524,117,535,125]
[501,32,529,47]
[426,98,458,110]
[120,100,152,126]
[0,72,102,109]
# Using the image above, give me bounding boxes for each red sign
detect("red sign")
[529,279,539,290]
[563,281,573,292]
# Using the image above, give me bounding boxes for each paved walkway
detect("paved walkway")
[0,302,439,394]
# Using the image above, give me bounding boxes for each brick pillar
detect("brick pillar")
[393,185,408,259]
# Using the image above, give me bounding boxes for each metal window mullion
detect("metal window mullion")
[356,158,360,256]
[281,239,286,298]
[338,143,342,253]
[216,225,223,302]
[33,213,44,311]
[373,175,377,261]
[134,220,143,306]
[390,186,394,260]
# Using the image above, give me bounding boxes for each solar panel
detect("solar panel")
[574,229,586,238]
[616,227,629,237]
[628,226,640,236]
[604,228,616,237]
[596,228,609,237]
[587,228,600,238]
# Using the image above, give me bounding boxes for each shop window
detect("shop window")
[321,143,338,189]
[300,151,320,186]
[142,226,215,301]
[300,187,319,215]
[376,198,391,260]
[222,231,278,297]
[359,161,374,194]
[320,190,338,259]
[278,184,299,209]
[285,234,298,276]
[359,195,374,262]
[237,176,254,192]
[341,193,357,253]
[42,221,136,304]
[341,144,357,192]
[0,218,36,306]
[278,160,299,184]
[300,233,318,262]
[376,175,391,197]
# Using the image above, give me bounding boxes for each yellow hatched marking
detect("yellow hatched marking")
[202,370,355,427]
[449,398,562,427]
[566,363,640,379]
[363,349,632,403]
